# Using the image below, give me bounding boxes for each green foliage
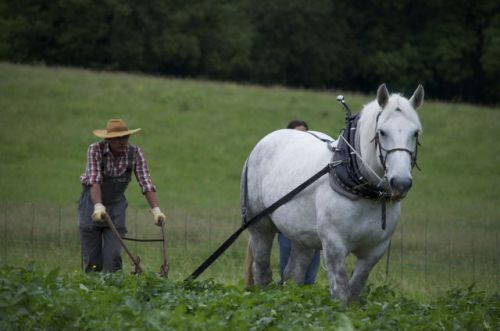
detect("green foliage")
[245,0,353,87]
[0,0,499,104]
[0,265,498,330]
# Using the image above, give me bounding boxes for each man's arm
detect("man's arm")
[89,183,108,222]
[145,191,166,226]
[90,183,103,204]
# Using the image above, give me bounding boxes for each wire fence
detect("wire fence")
[1,201,498,292]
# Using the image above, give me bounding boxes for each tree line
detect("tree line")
[1,0,498,105]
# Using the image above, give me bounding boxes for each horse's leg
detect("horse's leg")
[283,243,316,284]
[248,217,276,286]
[349,241,390,301]
[321,234,350,304]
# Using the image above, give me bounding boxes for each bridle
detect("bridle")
[372,132,420,171]
[371,110,421,173]
[331,100,422,230]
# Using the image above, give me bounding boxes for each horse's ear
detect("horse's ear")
[377,84,390,109]
[409,84,425,110]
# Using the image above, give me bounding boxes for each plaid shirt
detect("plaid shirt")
[80,141,156,193]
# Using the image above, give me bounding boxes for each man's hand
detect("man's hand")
[151,207,166,226]
[91,203,108,222]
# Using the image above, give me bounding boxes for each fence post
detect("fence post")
[471,229,475,284]
[58,204,62,268]
[400,223,403,282]
[208,215,212,249]
[448,227,452,286]
[2,201,6,262]
[424,219,427,284]
[496,231,499,290]
[184,216,187,250]
[134,208,138,260]
[31,203,35,261]
[385,240,391,280]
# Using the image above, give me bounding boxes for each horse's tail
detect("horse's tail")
[244,237,254,287]
[240,158,249,225]
[241,159,254,287]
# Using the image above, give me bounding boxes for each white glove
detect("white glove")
[151,207,166,226]
[91,203,107,222]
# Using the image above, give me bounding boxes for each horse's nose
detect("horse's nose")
[390,177,413,198]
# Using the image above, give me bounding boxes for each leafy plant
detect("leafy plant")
[1,265,498,330]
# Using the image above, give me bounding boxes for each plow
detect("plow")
[103,214,169,277]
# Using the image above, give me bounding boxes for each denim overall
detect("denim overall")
[78,143,135,272]
[278,233,321,284]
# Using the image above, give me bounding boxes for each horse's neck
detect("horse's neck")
[356,104,385,184]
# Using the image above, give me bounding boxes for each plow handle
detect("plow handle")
[103,214,143,274]
[159,221,169,277]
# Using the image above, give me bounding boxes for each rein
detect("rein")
[186,162,338,281]
[331,97,421,230]
[185,95,421,280]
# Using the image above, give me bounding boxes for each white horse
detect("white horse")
[242,84,424,304]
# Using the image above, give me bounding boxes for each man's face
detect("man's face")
[107,135,129,154]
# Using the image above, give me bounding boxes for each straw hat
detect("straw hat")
[93,119,141,138]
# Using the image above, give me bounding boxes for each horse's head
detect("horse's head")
[361,84,424,200]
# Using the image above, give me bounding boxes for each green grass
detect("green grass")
[0,62,499,298]
[0,62,346,209]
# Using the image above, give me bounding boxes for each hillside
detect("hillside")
[0,62,499,227]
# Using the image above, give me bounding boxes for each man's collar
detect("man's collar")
[101,141,111,155]
[101,140,129,157]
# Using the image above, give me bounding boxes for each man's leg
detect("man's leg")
[102,199,127,272]
[278,233,292,281]
[78,187,103,272]
[80,228,103,272]
[102,228,123,272]
[304,250,321,284]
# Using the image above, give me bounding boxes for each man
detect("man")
[278,120,321,284]
[78,119,166,272]
[286,119,308,132]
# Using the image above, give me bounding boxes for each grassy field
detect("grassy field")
[0,62,499,298]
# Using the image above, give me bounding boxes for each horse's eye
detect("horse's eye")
[379,130,386,137]
[413,131,419,138]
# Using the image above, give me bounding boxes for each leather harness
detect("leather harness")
[329,114,392,202]
[186,110,420,280]
[326,114,393,230]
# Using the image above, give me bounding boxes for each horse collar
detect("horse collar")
[327,114,390,227]
[329,113,391,203]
